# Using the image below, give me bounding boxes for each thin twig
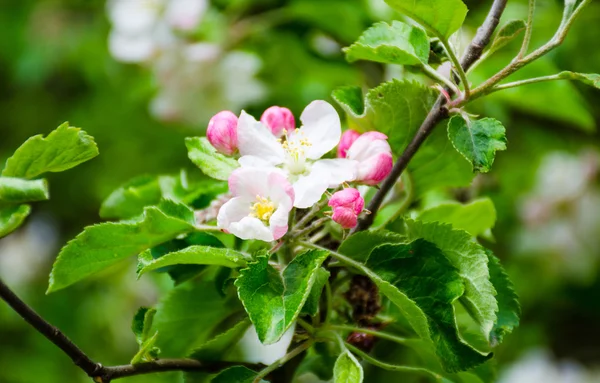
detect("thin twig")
[328,324,411,345]
[253,341,313,383]
[353,0,508,232]
[518,0,536,58]
[0,277,259,382]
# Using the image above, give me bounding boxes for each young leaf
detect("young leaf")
[344,21,429,66]
[153,276,244,356]
[334,80,473,195]
[137,246,248,278]
[405,220,498,339]
[301,268,330,317]
[131,307,160,364]
[418,198,497,238]
[2,122,99,179]
[332,86,365,118]
[384,0,468,39]
[235,249,329,344]
[487,20,526,57]
[185,137,239,181]
[0,177,49,204]
[211,366,266,383]
[100,171,226,220]
[447,116,507,173]
[334,350,363,383]
[340,234,491,372]
[338,230,406,263]
[47,200,197,293]
[557,71,600,89]
[487,251,520,347]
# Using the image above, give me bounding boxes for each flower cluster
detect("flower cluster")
[207,101,393,241]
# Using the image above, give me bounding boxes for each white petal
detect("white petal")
[217,197,252,230]
[228,168,271,200]
[229,217,274,242]
[237,111,285,165]
[107,0,161,33]
[292,169,330,209]
[108,31,156,63]
[166,0,207,31]
[312,158,358,186]
[270,204,290,240]
[299,100,341,159]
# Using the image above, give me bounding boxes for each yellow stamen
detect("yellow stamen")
[250,195,276,222]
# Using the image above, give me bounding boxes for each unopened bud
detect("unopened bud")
[207,110,238,155]
[337,129,361,158]
[260,106,295,136]
[346,132,393,185]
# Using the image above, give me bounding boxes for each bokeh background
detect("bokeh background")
[1,0,600,382]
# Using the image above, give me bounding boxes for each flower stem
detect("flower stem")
[328,325,410,345]
[440,38,470,97]
[518,0,536,58]
[345,343,444,382]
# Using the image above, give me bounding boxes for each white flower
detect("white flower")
[237,101,357,208]
[217,168,294,242]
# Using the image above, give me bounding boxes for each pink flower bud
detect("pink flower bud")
[329,188,364,229]
[207,110,238,155]
[346,132,393,185]
[337,129,361,158]
[260,106,295,136]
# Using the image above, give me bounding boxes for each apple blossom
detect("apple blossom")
[337,129,360,158]
[237,101,357,209]
[328,188,364,229]
[345,131,393,185]
[217,168,294,242]
[261,106,295,137]
[207,110,238,155]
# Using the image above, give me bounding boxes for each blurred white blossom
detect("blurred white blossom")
[106,0,266,125]
[499,350,599,383]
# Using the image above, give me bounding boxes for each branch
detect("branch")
[0,277,260,382]
[353,0,508,233]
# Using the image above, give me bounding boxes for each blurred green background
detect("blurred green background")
[1,0,599,382]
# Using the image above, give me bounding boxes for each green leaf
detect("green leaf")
[235,249,329,344]
[404,220,497,339]
[334,350,363,383]
[384,0,468,38]
[190,318,251,361]
[131,332,160,364]
[0,205,31,238]
[301,268,330,316]
[340,234,491,371]
[487,20,526,57]
[185,137,239,181]
[344,21,429,66]
[211,366,266,383]
[47,200,197,293]
[142,232,226,285]
[418,198,497,237]
[154,276,243,356]
[0,177,49,204]
[332,86,365,118]
[447,116,507,173]
[100,171,226,220]
[487,251,520,347]
[137,246,248,279]
[557,71,600,89]
[2,122,99,179]
[338,230,406,263]
[334,80,473,196]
